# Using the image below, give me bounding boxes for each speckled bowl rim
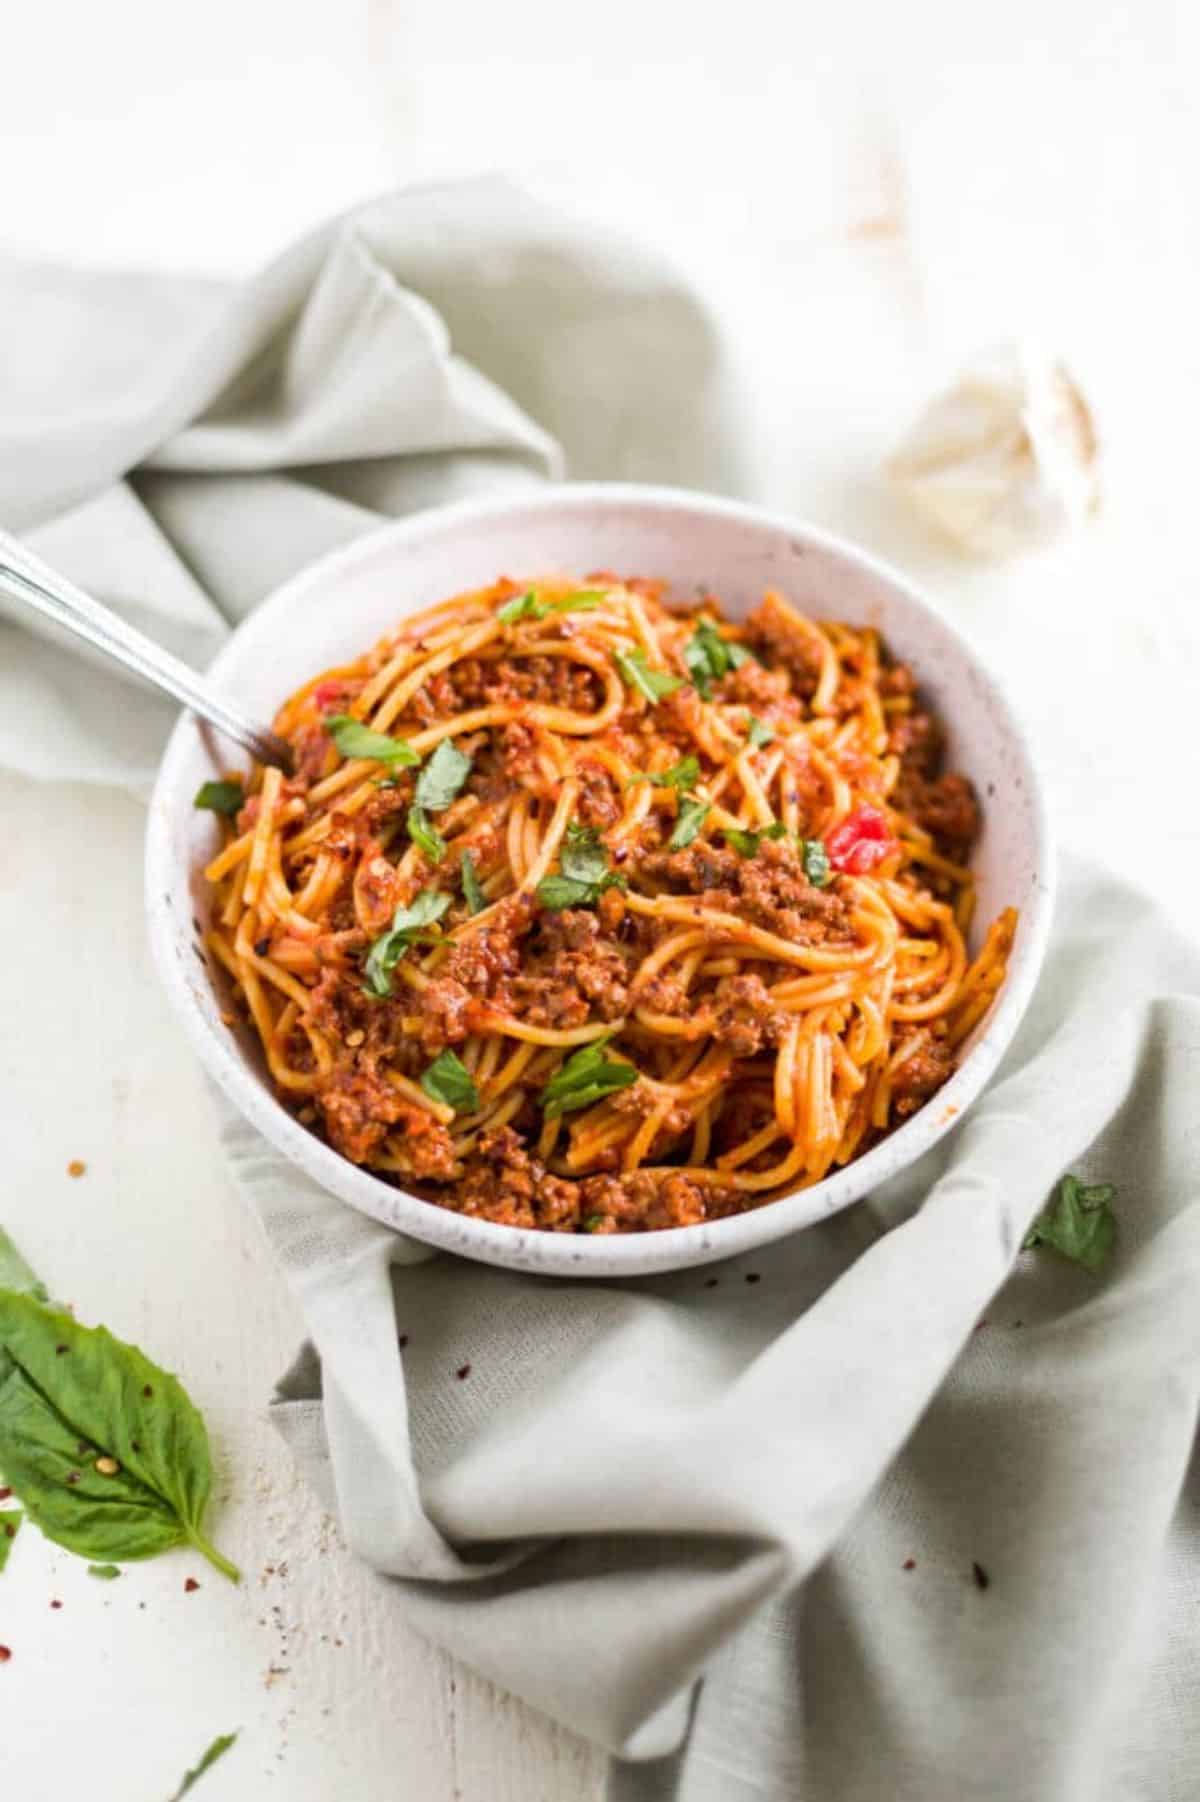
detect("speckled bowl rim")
[146,483,1055,1278]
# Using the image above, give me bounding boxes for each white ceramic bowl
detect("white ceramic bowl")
[146,484,1054,1278]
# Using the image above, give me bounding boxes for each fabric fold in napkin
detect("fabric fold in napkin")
[4,182,1199,1801]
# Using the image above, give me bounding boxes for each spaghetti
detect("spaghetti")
[199,574,1015,1234]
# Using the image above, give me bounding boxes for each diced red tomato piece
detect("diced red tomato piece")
[825,805,897,874]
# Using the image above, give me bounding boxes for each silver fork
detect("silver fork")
[0,525,292,771]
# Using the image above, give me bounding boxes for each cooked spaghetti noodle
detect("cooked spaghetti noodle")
[199,574,1015,1234]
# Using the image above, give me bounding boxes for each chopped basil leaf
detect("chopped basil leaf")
[459,850,486,915]
[684,619,752,698]
[536,824,626,911]
[193,780,244,818]
[801,838,832,887]
[167,1731,239,1801]
[0,1509,22,1573]
[325,715,420,766]
[581,1213,606,1233]
[630,754,700,792]
[1023,1175,1117,1274]
[414,738,472,812]
[87,1563,121,1580]
[498,589,606,624]
[669,797,711,851]
[614,647,684,703]
[722,820,788,859]
[407,805,446,864]
[746,717,775,748]
[420,1049,480,1114]
[363,889,451,997]
[540,1033,637,1118]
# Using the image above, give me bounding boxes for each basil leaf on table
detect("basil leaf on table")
[324,715,420,767]
[166,1731,240,1801]
[193,780,244,818]
[669,797,711,851]
[540,1034,637,1118]
[614,647,684,703]
[420,1050,480,1114]
[0,1289,239,1580]
[88,1562,121,1580]
[407,805,447,864]
[0,1509,22,1573]
[1023,1175,1117,1274]
[459,850,486,915]
[414,739,473,812]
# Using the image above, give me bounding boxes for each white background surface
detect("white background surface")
[2,3,1198,1797]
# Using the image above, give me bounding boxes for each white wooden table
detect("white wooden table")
[3,4,1198,1797]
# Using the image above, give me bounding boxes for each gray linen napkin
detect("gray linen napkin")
[3,183,1198,1801]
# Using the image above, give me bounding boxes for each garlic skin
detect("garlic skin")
[886,344,1099,558]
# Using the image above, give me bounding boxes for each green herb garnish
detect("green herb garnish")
[541,1033,637,1118]
[87,1563,121,1580]
[684,619,751,698]
[325,715,420,767]
[497,589,605,623]
[535,823,626,911]
[614,647,684,704]
[669,797,711,851]
[459,851,486,915]
[0,1510,22,1573]
[420,1049,480,1114]
[167,1731,240,1801]
[407,805,446,864]
[581,1214,606,1233]
[413,738,472,812]
[1023,1175,1117,1274]
[722,820,789,858]
[630,754,700,792]
[801,838,832,888]
[193,780,244,818]
[363,889,451,997]
[0,1285,239,1580]
[746,717,775,748]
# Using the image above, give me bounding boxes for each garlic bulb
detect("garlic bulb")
[886,344,1099,558]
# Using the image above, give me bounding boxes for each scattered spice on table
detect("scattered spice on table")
[455,1363,472,1381]
[50,1599,62,1610]
[0,1645,11,1662]
[745,1272,761,1284]
[902,1558,917,1571]
[398,1333,409,1348]
[704,1277,719,1288]
[185,1577,201,1593]
[972,1561,990,1590]
[66,1159,86,1179]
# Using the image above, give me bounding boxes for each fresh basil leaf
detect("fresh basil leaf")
[0,1228,45,1301]
[496,590,541,623]
[414,738,473,812]
[614,647,684,703]
[167,1731,239,1801]
[549,590,605,614]
[88,1562,121,1580]
[325,715,420,767]
[193,780,244,818]
[801,838,832,888]
[459,850,486,915]
[722,820,787,859]
[669,797,711,851]
[407,805,446,864]
[746,717,775,748]
[541,1034,637,1118]
[363,889,451,997]
[559,822,611,888]
[534,875,595,911]
[0,1509,22,1573]
[1023,1175,1117,1274]
[420,1049,480,1114]
[0,1289,239,1580]
[684,619,751,698]
[630,754,700,793]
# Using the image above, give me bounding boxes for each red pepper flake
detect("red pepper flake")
[0,1646,11,1663]
[902,1558,916,1571]
[0,1488,10,1502]
[972,1561,990,1591]
[184,1577,201,1593]
[455,1363,472,1381]
[825,805,897,875]
[65,1471,80,1486]
[974,1319,989,1332]
[398,1334,409,1349]
[67,1159,86,1179]
[142,1385,154,1399]
[3,1523,15,1540]
[55,1344,69,1356]
[50,1600,62,1610]
[254,937,270,957]
[745,1272,761,1284]
[131,1439,142,1453]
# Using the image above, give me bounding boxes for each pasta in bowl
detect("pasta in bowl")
[147,486,1052,1276]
